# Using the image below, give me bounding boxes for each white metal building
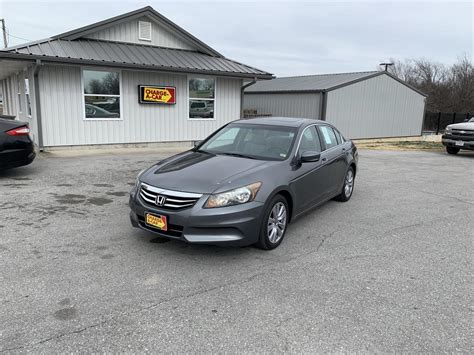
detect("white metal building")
[244,72,427,139]
[0,7,272,149]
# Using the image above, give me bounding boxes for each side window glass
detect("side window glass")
[333,128,344,144]
[298,126,322,153]
[318,125,338,150]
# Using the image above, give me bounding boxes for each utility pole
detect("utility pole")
[380,62,394,72]
[0,19,7,48]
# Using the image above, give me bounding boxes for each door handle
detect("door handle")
[321,157,327,162]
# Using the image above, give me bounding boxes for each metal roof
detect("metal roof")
[0,6,272,79]
[245,71,380,93]
[0,39,272,79]
[245,71,427,97]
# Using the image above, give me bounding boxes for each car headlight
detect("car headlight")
[445,127,452,134]
[204,182,262,208]
[134,169,147,188]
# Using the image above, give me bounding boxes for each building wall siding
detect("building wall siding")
[39,65,241,147]
[243,92,321,119]
[85,16,195,50]
[0,69,39,144]
[325,74,426,139]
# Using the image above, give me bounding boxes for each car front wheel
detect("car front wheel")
[255,195,289,250]
[446,146,460,155]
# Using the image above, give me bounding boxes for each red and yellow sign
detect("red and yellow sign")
[139,85,176,105]
[145,213,168,231]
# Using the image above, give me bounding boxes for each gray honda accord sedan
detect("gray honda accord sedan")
[129,117,358,249]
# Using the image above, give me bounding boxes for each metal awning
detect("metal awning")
[0,39,273,80]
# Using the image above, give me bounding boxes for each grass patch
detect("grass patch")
[357,141,444,151]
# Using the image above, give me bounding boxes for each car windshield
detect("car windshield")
[198,123,297,161]
[469,117,474,122]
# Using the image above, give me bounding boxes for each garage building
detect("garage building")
[0,6,272,149]
[244,71,427,139]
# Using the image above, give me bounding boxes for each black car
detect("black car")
[130,117,358,250]
[0,117,36,170]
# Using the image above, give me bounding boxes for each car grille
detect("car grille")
[139,183,202,210]
[449,129,474,141]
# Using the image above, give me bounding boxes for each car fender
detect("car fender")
[264,185,296,223]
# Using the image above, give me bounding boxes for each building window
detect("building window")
[17,76,23,114]
[189,77,215,119]
[83,69,120,119]
[24,77,32,117]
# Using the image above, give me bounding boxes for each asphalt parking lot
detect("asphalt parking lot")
[0,148,472,353]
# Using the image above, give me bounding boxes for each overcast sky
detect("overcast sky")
[0,0,472,76]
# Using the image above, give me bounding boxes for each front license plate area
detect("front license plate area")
[145,213,168,231]
[455,141,464,146]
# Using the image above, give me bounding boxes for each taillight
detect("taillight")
[6,125,30,136]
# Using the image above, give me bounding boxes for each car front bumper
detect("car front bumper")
[129,188,265,246]
[442,137,474,150]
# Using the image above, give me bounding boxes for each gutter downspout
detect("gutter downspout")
[33,59,44,151]
[240,78,257,118]
[320,90,328,121]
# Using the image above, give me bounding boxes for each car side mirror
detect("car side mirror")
[300,151,321,163]
[193,140,202,148]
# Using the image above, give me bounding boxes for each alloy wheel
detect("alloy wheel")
[267,202,287,244]
[344,169,354,198]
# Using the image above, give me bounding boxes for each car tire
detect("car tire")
[335,167,355,202]
[255,195,289,250]
[446,146,460,155]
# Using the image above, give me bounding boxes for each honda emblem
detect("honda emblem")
[156,195,167,206]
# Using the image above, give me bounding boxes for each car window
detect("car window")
[318,125,338,150]
[200,124,296,161]
[206,127,239,150]
[298,126,322,153]
[333,128,344,144]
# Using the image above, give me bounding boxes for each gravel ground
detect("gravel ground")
[0,148,473,353]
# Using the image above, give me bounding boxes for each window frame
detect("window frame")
[81,67,123,121]
[187,75,216,121]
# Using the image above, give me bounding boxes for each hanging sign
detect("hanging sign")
[138,85,176,104]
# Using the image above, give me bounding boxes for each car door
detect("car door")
[317,125,347,195]
[290,125,330,215]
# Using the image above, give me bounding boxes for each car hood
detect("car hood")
[447,122,474,130]
[140,150,278,194]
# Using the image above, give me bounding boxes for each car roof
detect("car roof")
[234,117,325,128]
